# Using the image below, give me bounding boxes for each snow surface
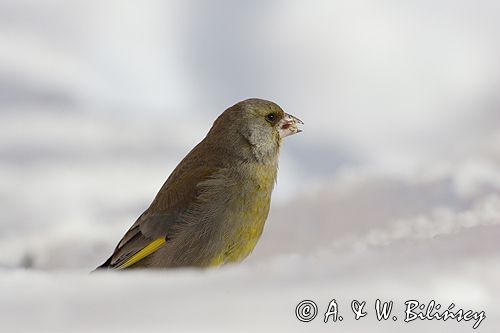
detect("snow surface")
[1,248,499,332]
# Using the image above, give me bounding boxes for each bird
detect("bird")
[96,98,302,270]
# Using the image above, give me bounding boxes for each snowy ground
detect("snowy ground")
[1,249,499,332]
[1,1,500,332]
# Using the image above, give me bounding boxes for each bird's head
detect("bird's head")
[208,98,303,164]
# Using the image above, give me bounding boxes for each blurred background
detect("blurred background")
[0,1,499,332]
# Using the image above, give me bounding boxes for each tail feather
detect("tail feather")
[92,256,112,272]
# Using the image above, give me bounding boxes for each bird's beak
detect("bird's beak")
[278,113,303,138]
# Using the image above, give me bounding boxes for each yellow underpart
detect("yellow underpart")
[117,238,166,269]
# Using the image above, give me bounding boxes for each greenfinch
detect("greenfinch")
[96,98,302,270]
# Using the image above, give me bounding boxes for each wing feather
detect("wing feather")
[98,159,224,269]
[116,238,167,269]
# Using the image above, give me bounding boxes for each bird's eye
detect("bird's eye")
[265,113,277,123]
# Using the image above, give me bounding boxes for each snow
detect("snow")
[1,250,498,332]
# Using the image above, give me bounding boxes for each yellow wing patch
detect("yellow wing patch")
[117,238,166,269]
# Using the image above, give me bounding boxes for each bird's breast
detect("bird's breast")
[209,162,278,265]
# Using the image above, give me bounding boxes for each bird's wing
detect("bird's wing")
[99,163,225,269]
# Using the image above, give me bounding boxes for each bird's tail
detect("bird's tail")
[91,256,112,273]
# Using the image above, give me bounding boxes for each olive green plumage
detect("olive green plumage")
[97,98,302,270]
